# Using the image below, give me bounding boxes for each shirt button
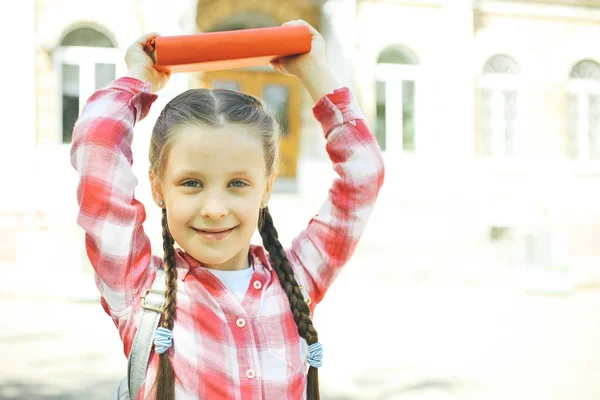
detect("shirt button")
[246,368,255,379]
[253,280,262,290]
[236,318,246,328]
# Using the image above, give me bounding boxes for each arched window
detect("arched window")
[55,27,121,144]
[567,60,600,160]
[478,54,521,158]
[375,45,420,154]
[61,27,115,47]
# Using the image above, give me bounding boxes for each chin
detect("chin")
[191,250,236,267]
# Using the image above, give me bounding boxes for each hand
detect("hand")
[271,20,340,103]
[125,32,170,93]
[270,20,326,79]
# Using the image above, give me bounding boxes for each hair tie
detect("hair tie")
[154,327,173,355]
[307,342,323,368]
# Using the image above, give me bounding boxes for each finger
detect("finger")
[133,32,161,47]
[283,19,315,29]
[283,19,307,25]
[282,19,319,35]
[269,60,282,73]
[271,58,285,68]
[282,19,303,27]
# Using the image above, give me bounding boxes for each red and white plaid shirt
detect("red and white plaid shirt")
[70,77,385,399]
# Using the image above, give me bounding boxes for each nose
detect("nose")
[200,193,228,220]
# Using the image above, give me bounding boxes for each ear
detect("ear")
[262,169,278,206]
[148,169,165,208]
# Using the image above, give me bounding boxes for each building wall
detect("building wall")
[2,0,600,297]
[35,0,142,146]
[474,2,600,158]
[0,0,37,267]
[1,0,334,297]
[473,1,600,280]
[347,0,600,284]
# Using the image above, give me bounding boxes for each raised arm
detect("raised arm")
[70,33,170,313]
[273,20,385,305]
[70,77,157,313]
[287,86,385,305]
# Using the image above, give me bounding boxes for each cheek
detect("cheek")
[235,198,261,223]
[163,191,196,223]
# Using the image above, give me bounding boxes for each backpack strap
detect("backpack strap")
[127,268,166,400]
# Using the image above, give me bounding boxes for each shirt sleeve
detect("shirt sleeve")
[286,87,385,306]
[70,77,158,314]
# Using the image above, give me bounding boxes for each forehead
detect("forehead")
[164,124,266,178]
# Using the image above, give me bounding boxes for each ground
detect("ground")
[2,259,599,400]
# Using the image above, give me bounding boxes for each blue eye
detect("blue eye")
[183,181,202,188]
[230,180,248,188]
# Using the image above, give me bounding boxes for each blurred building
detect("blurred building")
[1,0,600,298]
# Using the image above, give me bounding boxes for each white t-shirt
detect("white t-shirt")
[207,266,254,303]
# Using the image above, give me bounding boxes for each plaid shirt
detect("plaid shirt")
[70,77,385,399]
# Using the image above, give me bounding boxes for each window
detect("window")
[262,84,290,135]
[375,45,419,154]
[517,228,569,277]
[211,12,278,31]
[54,27,122,144]
[566,60,600,160]
[478,54,521,159]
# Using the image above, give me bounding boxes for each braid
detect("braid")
[150,209,178,400]
[259,207,320,400]
[161,209,178,331]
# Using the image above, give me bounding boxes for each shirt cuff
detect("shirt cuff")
[312,87,364,138]
[109,77,158,123]
[110,76,154,95]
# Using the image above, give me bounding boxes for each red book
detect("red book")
[144,25,312,73]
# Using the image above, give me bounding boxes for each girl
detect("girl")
[71,20,384,400]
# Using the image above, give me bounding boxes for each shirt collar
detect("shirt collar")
[174,245,272,280]
[250,244,273,272]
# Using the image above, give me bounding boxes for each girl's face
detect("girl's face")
[151,123,276,271]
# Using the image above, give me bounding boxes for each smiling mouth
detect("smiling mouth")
[196,228,234,233]
[192,226,236,241]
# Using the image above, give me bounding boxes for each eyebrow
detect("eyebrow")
[175,170,252,178]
